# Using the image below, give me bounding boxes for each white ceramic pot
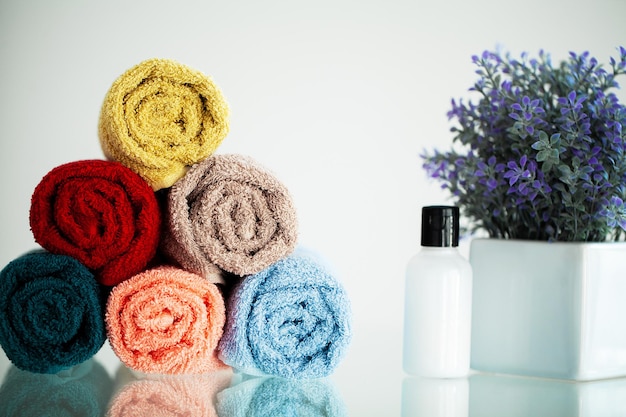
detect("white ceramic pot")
[469,238,626,381]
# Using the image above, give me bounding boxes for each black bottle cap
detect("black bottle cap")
[421,206,459,247]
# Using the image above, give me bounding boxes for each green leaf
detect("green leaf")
[558,165,573,177]
[549,133,561,145]
[532,131,551,151]
[531,141,545,151]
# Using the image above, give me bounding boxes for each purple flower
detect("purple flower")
[503,155,531,186]
[599,196,626,231]
[508,96,547,138]
[475,155,505,193]
[422,47,626,241]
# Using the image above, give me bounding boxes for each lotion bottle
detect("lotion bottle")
[402,205,473,378]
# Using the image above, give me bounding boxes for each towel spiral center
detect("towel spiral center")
[204,182,278,254]
[12,279,84,345]
[126,79,203,153]
[142,309,175,332]
[52,177,135,268]
[247,285,340,376]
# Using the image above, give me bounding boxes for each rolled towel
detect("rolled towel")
[216,375,348,417]
[0,251,107,374]
[106,265,228,374]
[98,58,230,190]
[217,253,352,379]
[29,159,161,286]
[107,366,232,417]
[161,154,298,280]
[0,359,113,417]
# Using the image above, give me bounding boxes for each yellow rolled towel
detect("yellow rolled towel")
[98,58,230,190]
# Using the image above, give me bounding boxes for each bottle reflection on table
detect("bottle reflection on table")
[401,376,468,417]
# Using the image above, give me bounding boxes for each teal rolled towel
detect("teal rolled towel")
[0,359,113,417]
[217,252,352,379]
[0,251,107,374]
[216,375,348,417]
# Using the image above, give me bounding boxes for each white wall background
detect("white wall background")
[1,0,625,413]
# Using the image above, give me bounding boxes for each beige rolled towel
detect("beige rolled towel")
[161,154,298,280]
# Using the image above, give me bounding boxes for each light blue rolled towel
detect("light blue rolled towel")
[216,375,348,417]
[217,252,352,379]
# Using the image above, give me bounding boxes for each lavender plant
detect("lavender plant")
[422,47,626,241]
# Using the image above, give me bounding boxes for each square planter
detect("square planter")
[469,238,626,381]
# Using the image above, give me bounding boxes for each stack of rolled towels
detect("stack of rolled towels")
[0,58,352,380]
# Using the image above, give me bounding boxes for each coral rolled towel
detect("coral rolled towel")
[29,160,161,286]
[162,154,298,280]
[218,253,352,379]
[98,58,230,190]
[106,265,228,374]
[0,251,107,374]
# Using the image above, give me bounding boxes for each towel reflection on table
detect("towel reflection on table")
[106,365,233,417]
[0,358,113,417]
[216,374,348,417]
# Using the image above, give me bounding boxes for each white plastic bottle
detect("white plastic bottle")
[403,205,473,378]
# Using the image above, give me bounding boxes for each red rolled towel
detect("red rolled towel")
[29,160,161,286]
[106,265,228,375]
[161,154,299,280]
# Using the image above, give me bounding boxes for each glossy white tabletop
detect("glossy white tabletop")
[2,327,626,416]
